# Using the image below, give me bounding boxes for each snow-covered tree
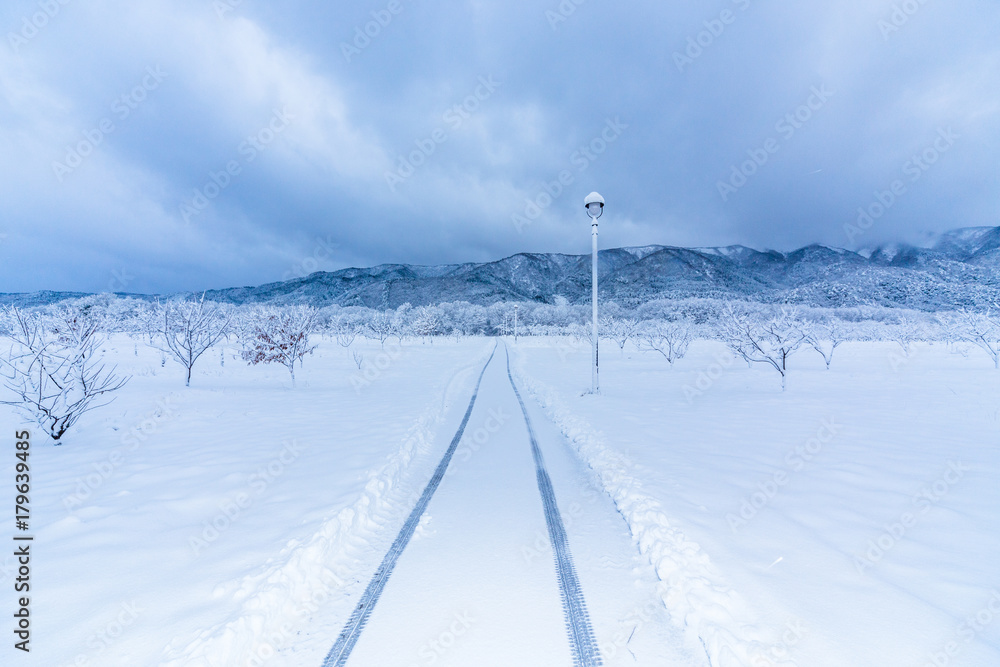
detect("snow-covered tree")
[239,306,319,386]
[721,305,806,391]
[50,303,106,349]
[602,315,639,353]
[451,303,488,336]
[891,316,922,356]
[637,319,693,367]
[365,311,394,348]
[102,296,149,337]
[804,319,848,370]
[157,296,232,386]
[326,311,360,349]
[411,306,442,340]
[140,300,162,345]
[947,309,1000,369]
[391,303,413,342]
[0,306,129,442]
[335,327,357,349]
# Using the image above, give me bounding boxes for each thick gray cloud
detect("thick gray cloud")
[1,0,997,293]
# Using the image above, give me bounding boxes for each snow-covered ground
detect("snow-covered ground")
[0,336,495,666]
[511,337,1000,666]
[3,335,998,666]
[326,343,702,667]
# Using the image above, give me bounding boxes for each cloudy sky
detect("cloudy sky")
[1,0,998,294]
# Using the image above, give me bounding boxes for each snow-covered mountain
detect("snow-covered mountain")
[3,226,999,310]
[194,226,999,310]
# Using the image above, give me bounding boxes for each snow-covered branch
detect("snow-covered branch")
[156,296,232,387]
[0,306,129,442]
[239,306,319,386]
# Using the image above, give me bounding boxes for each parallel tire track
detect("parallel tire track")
[320,343,497,667]
[505,346,603,667]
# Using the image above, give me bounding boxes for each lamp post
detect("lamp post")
[584,192,604,394]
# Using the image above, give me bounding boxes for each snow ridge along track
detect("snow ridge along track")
[505,345,603,667]
[320,342,497,667]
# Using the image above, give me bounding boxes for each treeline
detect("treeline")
[1,294,996,441]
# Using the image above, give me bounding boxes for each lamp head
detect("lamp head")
[584,192,605,220]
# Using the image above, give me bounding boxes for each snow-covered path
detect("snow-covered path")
[326,343,702,666]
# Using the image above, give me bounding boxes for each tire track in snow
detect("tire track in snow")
[505,345,603,667]
[320,342,497,667]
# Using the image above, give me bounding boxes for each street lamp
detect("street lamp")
[584,191,604,394]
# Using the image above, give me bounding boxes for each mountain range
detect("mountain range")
[4,226,1000,311]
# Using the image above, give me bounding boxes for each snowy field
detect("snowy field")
[2,335,998,666]
[512,337,1000,666]
[1,336,496,666]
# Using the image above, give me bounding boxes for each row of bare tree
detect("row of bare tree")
[0,298,321,441]
[595,305,999,391]
[2,296,997,439]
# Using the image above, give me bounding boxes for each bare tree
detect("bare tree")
[334,325,357,349]
[157,296,232,387]
[721,305,806,391]
[140,300,162,345]
[352,350,364,369]
[892,316,921,357]
[602,315,639,353]
[637,319,693,367]
[947,309,1000,369]
[0,306,129,442]
[804,320,848,370]
[391,303,412,343]
[327,310,367,349]
[239,306,319,386]
[51,303,105,348]
[365,311,393,348]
